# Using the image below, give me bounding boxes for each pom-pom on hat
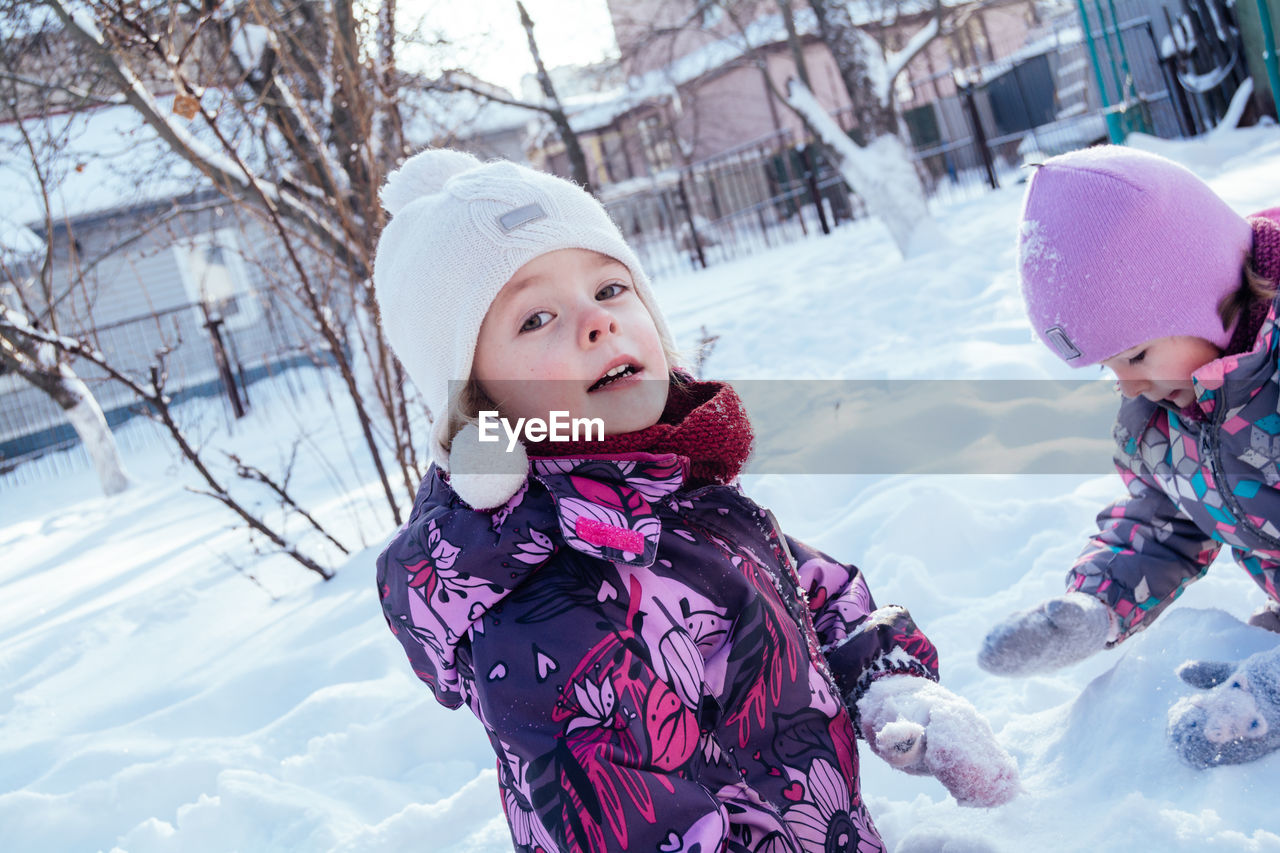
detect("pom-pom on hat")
[372,149,676,497]
[1017,145,1253,365]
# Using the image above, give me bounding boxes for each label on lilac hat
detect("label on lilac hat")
[1045,326,1082,360]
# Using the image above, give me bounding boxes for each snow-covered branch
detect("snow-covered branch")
[787,78,946,258]
[45,0,354,267]
[882,16,940,105]
[0,302,132,494]
[439,71,558,115]
[229,9,351,202]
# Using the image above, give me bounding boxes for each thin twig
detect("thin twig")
[226,450,351,555]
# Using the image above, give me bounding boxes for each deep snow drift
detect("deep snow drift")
[3,126,1280,852]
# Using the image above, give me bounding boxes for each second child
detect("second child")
[982,146,1280,686]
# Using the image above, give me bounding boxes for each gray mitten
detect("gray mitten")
[978,592,1113,676]
[1248,600,1280,634]
[1168,645,1280,768]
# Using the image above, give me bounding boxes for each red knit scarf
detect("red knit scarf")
[526,375,755,487]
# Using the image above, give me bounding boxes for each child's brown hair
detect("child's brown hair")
[1218,254,1278,333]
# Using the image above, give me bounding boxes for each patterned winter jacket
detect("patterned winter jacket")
[1070,210,1280,641]
[377,453,938,853]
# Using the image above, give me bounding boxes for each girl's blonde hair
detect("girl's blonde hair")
[1218,253,1278,333]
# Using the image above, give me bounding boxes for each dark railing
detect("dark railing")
[601,3,1248,278]
[0,295,326,473]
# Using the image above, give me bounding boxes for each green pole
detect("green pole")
[1093,0,1128,110]
[1259,0,1280,120]
[1105,0,1151,132]
[1077,0,1126,142]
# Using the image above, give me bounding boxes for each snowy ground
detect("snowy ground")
[4,126,1280,853]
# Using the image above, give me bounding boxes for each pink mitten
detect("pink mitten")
[856,675,1020,807]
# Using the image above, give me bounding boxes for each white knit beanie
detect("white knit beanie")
[373,149,677,499]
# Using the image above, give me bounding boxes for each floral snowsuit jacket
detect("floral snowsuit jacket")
[377,453,938,852]
[1070,210,1280,641]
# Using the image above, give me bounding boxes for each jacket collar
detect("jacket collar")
[528,453,687,568]
[430,451,691,591]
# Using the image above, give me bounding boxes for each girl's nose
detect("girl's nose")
[1115,374,1149,399]
[1116,376,1146,394]
[1111,366,1152,399]
[582,305,618,346]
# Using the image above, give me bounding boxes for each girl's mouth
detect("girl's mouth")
[589,363,639,392]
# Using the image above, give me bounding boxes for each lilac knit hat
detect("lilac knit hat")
[1017,145,1253,365]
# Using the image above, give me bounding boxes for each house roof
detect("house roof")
[399,82,535,148]
[564,0,980,133]
[564,9,807,133]
[0,214,42,258]
[2,79,545,232]
[0,96,206,229]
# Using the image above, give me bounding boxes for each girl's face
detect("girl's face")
[473,249,669,435]
[1101,335,1222,409]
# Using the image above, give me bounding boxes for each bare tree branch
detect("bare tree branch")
[517,1,594,193]
[0,304,335,579]
[45,0,359,271]
[226,450,351,556]
[0,69,122,106]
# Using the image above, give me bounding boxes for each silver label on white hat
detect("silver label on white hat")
[1045,326,1082,360]
[498,203,547,232]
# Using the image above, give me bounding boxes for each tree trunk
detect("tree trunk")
[58,372,132,495]
[790,0,947,258]
[331,0,374,209]
[0,332,131,495]
[517,1,595,194]
[807,0,902,143]
[787,80,946,258]
[778,0,813,88]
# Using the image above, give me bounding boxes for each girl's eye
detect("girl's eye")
[519,311,553,333]
[596,282,627,300]
[1128,350,1147,365]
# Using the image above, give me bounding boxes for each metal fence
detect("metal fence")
[0,293,327,481]
[604,129,862,280]
[602,0,1249,279]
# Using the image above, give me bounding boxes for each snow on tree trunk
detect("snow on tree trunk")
[1208,78,1254,140]
[786,80,947,259]
[808,0,899,141]
[1,306,133,496]
[59,368,133,496]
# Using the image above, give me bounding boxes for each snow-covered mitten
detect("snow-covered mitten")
[1248,600,1280,634]
[977,592,1113,676]
[1167,644,1280,768]
[855,675,1020,807]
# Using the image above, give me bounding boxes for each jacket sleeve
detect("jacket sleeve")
[463,618,731,853]
[1068,415,1222,643]
[783,534,939,708]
